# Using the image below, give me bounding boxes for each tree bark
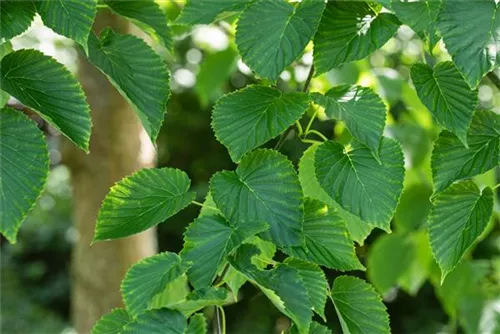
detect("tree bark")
[63,11,157,333]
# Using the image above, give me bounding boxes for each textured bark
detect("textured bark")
[63,11,157,334]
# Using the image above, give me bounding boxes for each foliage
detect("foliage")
[1,0,500,333]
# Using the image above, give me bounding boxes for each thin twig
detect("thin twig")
[487,71,500,91]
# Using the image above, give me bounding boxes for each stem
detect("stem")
[487,72,500,91]
[96,4,108,9]
[492,183,500,190]
[191,200,204,207]
[218,306,226,334]
[191,200,218,212]
[304,108,318,135]
[295,120,304,137]
[215,307,222,334]
[307,129,328,142]
[300,138,321,145]
[302,64,315,93]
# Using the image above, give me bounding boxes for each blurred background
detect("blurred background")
[1,2,500,333]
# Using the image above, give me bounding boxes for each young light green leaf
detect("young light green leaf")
[121,252,190,316]
[92,308,131,334]
[315,138,405,232]
[0,49,92,151]
[284,258,328,321]
[236,0,324,80]
[429,180,493,281]
[175,0,251,25]
[170,287,228,316]
[312,85,387,158]
[210,149,304,248]
[211,85,309,162]
[87,29,170,142]
[94,168,195,242]
[390,0,441,50]
[186,314,207,334]
[411,62,478,146]
[106,1,173,51]
[0,108,49,244]
[313,2,400,75]
[331,276,390,334]
[181,214,267,289]
[149,275,189,310]
[394,182,432,233]
[431,110,500,193]
[437,0,500,88]
[35,0,97,52]
[285,198,364,271]
[121,308,186,334]
[367,234,415,297]
[229,245,313,334]
[399,231,433,296]
[298,144,374,245]
[0,1,36,41]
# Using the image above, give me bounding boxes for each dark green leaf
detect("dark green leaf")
[330,276,390,334]
[175,0,251,25]
[92,309,131,334]
[431,110,500,193]
[121,308,186,334]
[0,49,91,151]
[313,2,400,75]
[186,314,207,334]
[211,85,309,162]
[181,214,267,289]
[36,0,97,52]
[87,29,170,142]
[285,198,364,271]
[0,108,49,243]
[121,252,190,316]
[312,85,386,158]
[437,0,500,88]
[315,138,405,231]
[411,62,478,146]
[0,1,36,40]
[429,180,493,280]
[236,0,324,80]
[211,149,304,247]
[106,1,173,51]
[94,168,195,241]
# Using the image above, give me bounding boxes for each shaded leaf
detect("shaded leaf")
[0,49,91,151]
[121,308,186,334]
[87,29,170,142]
[211,149,304,247]
[394,182,432,233]
[429,180,493,280]
[0,108,49,243]
[175,0,251,25]
[92,309,131,334]
[186,314,207,334]
[236,0,324,80]
[290,322,332,334]
[211,85,309,162]
[94,168,195,241]
[313,2,400,75]
[0,1,36,40]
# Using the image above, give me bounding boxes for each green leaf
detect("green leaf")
[298,144,374,245]
[399,231,433,296]
[121,252,190,316]
[0,41,13,60]
[390,0,441,50]
[285,198,364,271]
[186,314,207,334]
[437,0,500,88]
[0,49,91,151]
[236,0,324,80]
[229,245,313,334]
[181,214,267,289]
[171,287,228,316]
[0,1,36,40]
[150,275,190,310]
[284,258,328,321]
[367,234,415,297]
[431,110,500,193]
[211,85,309,162]
[313,2,400,75]
[429,180,493,280]
[330,276,390,334]
[312,85,387,158]
[394,183,432,233]
[121,308,186,334]
[175,0,251,25]
[411,62,478,146]
[94,168,195,241]
[35,0,97,52]
[106,1,173,51]
[87,29,170,142]
[92,309,131,334]
[290,322,332,334]
[0,108,49,244]
[315,138,405,231]
[210,149,304,248]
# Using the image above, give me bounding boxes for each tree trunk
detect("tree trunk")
[63,11,157,334]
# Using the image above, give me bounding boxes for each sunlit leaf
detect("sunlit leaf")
[175,0,251,25]
[92,309,131,334]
